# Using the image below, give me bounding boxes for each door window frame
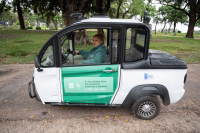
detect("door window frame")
[111,27,123,64]
[57,25,114,67]
[38,38,57,68]
[122,25,150,63]
[37,23,150,68]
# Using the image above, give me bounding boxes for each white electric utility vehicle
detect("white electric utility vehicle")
[28,13,187,120]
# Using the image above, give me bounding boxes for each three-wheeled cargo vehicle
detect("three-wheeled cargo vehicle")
[28,13,187,120]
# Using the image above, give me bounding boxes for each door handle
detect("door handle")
[103,69,117,72]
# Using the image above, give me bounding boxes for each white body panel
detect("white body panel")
[80,18,142,23]
[110,65,121,104]
[112,69,187,104]
[34,67,62,104]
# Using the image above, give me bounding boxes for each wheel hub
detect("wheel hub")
[142,105,151,112]
[138,101,156,117]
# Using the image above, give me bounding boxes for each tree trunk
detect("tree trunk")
[59,0,93,45]
[74,30,93,45]
[122,13,126,19]
[168,22,172,33]
[96,0,102,13]
[128,14,134,19]
[52,19,58,30]
[155,22,157,34]
[161,21,166,33]
[61,9,72,26]
[186,19,195,38]
[37,20,39,26]
[46,20,50,28]
[60,1,79,26]
[116,2,122,18]
[122,10,129,19]
[55,19,57,30]
[186,14,196,38]
[186,0,197,38]
[173,21,176,33]
[59,0,93,27]
[97,29,104,34]
[16,0,26,30]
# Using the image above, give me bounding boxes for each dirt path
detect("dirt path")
[0,32,19,39]
[1,110,200,133]
[0,64,200,132]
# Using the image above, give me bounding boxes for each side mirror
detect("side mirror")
[34,55,43,72]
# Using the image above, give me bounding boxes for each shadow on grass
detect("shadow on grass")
[8,51,30,56]
[13,39,33,43]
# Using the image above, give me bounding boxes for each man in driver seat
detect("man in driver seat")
[75,33,107,64]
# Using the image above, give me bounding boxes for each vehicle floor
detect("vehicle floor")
[0,64,200,133]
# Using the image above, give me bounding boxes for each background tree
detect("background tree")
[156,0,200,38]
[31,0,61,29]
[57,0,95,45]
[16,19,28,26]
[96,0,111,14]
[166,6,188,33]
[157,6,168,33]
[0,11,17,24]
[58,0,93,26]
[27,15,36,27]
[196,19,200,28]
[83,0,115,34]
[153,13,162,34]
[27,16,36,27]
[157,6,188,33]
[12,0,32,29]
[107,0,156,21]
[51,14,63,30]
[167,20,173,33]
[28,14,43,27]
[95,0,111,34]
[136,1,156,22]
[0,0,11,16]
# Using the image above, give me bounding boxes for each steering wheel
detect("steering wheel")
[62,49,71,64]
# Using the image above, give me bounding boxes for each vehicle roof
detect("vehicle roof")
[75,17,142,24]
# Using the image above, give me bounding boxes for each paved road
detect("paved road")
[0,64,200,132]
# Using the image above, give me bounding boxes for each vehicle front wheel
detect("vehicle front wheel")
[132,96,160,120]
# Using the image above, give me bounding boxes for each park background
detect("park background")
[0,0,200,64]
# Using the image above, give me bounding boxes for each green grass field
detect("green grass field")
[0,29,56,64]
[150,33,200,64]
[156,32,200,38]
[0,29,200,64]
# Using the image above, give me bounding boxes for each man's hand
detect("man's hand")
[79,63,81,65]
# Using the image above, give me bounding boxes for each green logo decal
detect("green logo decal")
[64,77,113,93]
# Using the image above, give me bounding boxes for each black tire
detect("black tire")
[132,96,160,120]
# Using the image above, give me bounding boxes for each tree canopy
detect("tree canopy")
[0,0,11,16]
[3,0,200,39]
[0,11,17,23]
[156,0,200,38]
[157,5,188,32]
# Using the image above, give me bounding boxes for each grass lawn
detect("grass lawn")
[0,29,200,64]
[150,34,200,64]
[0,29,57,64]
[155,32,200,38]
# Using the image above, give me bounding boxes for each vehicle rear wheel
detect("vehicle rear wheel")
[132,96,160,120]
